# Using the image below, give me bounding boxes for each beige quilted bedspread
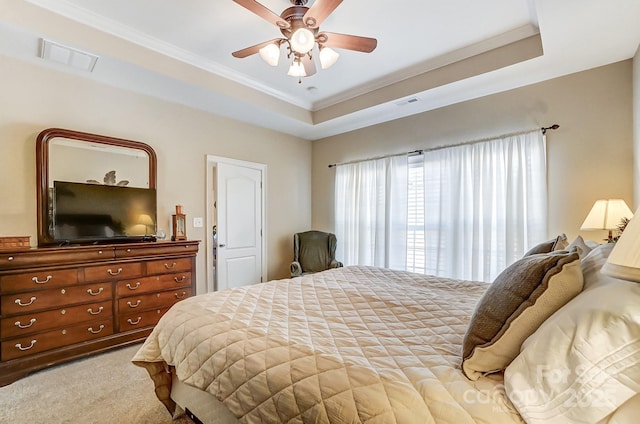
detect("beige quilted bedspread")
[133,266,524,424]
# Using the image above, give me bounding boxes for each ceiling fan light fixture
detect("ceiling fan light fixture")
[290,28,315,54]
[319,46,339,69]
[231,0,377,80]
[287,58,306,77]
[259,43,281,66]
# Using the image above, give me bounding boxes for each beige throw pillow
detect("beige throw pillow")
[461,248,583,380]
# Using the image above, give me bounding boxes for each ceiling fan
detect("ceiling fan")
[231,0,377,80]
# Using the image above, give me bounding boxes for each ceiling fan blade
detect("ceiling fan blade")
[232,39,282,58]
[302,54,317,76]
[232,0,290,29]
[303,0,343,28]
[318,32,377,53]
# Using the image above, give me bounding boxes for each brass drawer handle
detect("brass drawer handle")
[15,318,36,329]
[127,317,142,325]
[174,291,187,299]
[126,282,141,290]
[87,288,104,296]
[174,276,186,283]
[127,300,142,308]
[107,268,122,276]
[88,325,105,334]
[87,306,104,315]
[15,296,37,307]
[164,262,177,269]
[15,340,37,351]
[32,275,52,284]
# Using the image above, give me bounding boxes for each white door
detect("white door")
[216,162,263,289]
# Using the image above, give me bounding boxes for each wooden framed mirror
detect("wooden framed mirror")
[36,128,157,246]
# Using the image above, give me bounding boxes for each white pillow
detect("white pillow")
[504,269,640,424]
[581,243,615,289]
[585,239,601,249]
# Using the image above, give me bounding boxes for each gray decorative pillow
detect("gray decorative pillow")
[567,235,593,259]
[461,248,583,380]
[523,234,568,256]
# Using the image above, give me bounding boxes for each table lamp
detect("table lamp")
[580,199,633,243]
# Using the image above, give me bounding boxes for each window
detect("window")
[406,155,426,273]
[335,130,547,282]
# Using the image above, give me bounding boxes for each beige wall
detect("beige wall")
[2,55,635,287]
[312,61,634,245]
[0,56,312,291]
[634,45,640,208]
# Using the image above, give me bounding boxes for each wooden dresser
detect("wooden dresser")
[0,240,199,386]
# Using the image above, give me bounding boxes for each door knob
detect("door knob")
[218,244,226,248]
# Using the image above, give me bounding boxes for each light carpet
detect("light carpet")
[0,344,192,424]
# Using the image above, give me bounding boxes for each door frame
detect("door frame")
[205,155,267,293]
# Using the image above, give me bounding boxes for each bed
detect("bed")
[132,241,640,424]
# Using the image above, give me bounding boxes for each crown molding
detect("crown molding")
[23,0,314,110]
[310,24,540,112]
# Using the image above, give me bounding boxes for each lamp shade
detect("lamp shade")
[319,46,339,69]
[290,28,315,54]
[258,43,280,66]
[602,206,640,282]
[287,59,306,77]
[580,199,633,230]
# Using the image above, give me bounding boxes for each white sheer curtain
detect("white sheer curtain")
[415,130,547,282]
[334,155,408,269]
[335,129,547,283]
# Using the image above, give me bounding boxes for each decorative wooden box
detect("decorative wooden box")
[0,237,31,250]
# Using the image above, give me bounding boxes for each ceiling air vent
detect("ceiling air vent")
[40,39,99,72]
[395,97,419,107]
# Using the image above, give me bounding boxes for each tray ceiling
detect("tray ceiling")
[1,0,639,139]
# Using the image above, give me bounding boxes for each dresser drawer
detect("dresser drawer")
[116,272,192,297]
[115,243,198,259]
[1,318,114,361]
[146,257,192,275]
[119,306,172,332]
[118,288,191,313]
[1,282,112,316]
[0,247,113,270]
[83,262,142,282]
[0,268,78,293]
[1,301,112,339]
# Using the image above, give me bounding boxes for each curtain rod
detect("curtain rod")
[328,124,560,168]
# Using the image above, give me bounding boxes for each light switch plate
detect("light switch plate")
[193,217,203,228]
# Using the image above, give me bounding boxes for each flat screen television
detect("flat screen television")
[52,180,157,244]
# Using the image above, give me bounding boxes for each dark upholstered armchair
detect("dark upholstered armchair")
[290,230,343,277]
